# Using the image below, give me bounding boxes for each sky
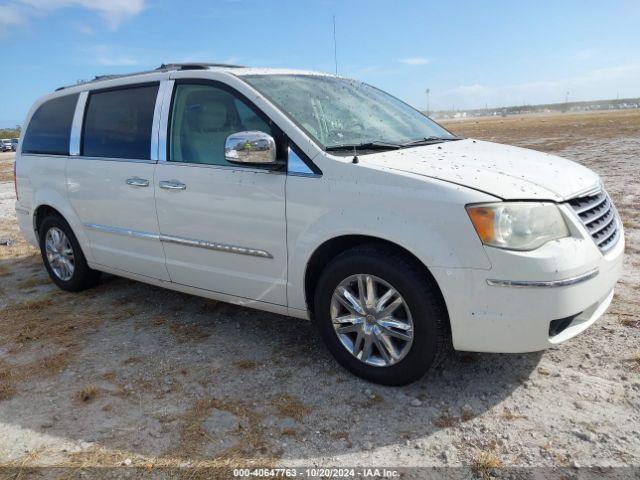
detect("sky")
[1,0,639,126]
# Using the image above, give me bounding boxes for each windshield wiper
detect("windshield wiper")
[325,141,402,152]
[400,136,463,147]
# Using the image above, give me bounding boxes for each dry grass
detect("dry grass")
[626,352,640,371]
[170,397,279,471]
[24,351,71,377]
[0,447,47,468]
[272,393,311,422]
[618,314,639,328]
[500,407,527,421]
[169,321,210,343]
[433,412,458,428]
[441,109,640,149]
[233,359,259,370]
[74,384,100,404]
[0,362,16,401]
[0,154,14,182]
[0,351,71,401]
[471,451,503,479]
[0,292,106,352]
[15,275,50,289]
[0,263,10,276]
[461,408,474,422]
[66,446,276,480]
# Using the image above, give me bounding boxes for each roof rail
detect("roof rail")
[156,62,244,71]
[55,62,245,91]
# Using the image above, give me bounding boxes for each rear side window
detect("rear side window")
[22,94,78,155]
[82,84,159,160]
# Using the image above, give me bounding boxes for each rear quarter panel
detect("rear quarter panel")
[16,153,94,262]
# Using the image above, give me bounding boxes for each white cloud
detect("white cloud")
[0,5,26,34]
[572,49,597,61]
[431,63,640,110]
[80,45,139,66]
[95,55,138,66]
[73,22,94,35]
[3,0,144,32]
[399,57,430,66]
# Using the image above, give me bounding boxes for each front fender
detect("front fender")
[285,164,495,311]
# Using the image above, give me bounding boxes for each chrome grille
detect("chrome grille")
[567,190,620,253]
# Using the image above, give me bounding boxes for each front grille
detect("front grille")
[567,189,620,253]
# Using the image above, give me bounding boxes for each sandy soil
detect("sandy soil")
[0,111,638,476]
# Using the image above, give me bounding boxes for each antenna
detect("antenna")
[333,15,338,75]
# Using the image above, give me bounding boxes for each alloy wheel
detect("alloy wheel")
[330,274,414,367]
[45,227,75,281]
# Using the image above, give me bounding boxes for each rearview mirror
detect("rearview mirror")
[224,131,277,165]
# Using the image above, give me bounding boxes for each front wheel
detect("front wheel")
[313,246,449,385]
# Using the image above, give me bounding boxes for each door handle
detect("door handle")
[126,177,149,187]
[159,180,187,190]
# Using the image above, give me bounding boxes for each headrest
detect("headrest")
[184,91,229,132]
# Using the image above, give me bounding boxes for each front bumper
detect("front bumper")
[431,223,624,353]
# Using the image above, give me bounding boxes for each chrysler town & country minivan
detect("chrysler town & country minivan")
[14,63,624,385]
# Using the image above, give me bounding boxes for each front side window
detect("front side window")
[169,83,275,166]
[22,93,78,155]
[82,84,159,160]
[243,75,456,151]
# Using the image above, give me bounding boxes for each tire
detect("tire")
[39,214,101,292]
[313,245,449,385]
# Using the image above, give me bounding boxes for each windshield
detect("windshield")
[242,75,456,150]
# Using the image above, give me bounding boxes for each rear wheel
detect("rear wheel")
[313,245,449,385]
[39,214,100,292]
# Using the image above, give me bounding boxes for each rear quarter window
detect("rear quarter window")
[82,84,159,160]
[22,94,79,155]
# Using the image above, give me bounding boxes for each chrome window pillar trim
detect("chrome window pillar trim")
[151,80,173,161]
[82,223,273,259]
[69,91,88,156]
[486,268,599,288]
[157,79,175,162]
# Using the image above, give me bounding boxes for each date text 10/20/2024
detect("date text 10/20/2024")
[232,468,400,478]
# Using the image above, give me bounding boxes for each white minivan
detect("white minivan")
[15,63,624,385]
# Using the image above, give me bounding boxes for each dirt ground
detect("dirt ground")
[0,110,638,476]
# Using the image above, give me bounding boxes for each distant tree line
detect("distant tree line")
[0,126,21,138]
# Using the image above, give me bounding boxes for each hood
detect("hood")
[363,139,600,201]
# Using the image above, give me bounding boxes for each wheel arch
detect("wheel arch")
[33,204,64,238]
[303,234,448,317]
[31,199,95,264]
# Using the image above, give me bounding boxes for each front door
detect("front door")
[155,81,287,305]
[67,83,169,281]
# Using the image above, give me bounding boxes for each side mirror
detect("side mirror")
[224,131,277,165]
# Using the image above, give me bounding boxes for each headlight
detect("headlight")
[466,202,569,251]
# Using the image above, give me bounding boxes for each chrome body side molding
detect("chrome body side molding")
[84,223,160,240]
[83,223,273,259]
[486,268,599,288]
[161,234,273,258]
